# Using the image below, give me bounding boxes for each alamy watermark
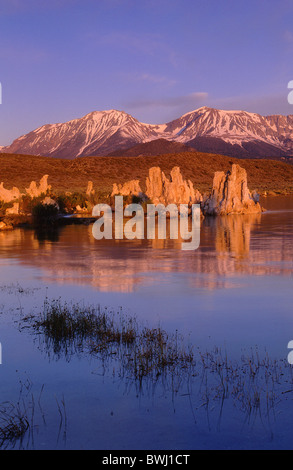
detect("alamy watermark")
[92,196,201,251]
[288,80,293,105]
[288,341,293,365]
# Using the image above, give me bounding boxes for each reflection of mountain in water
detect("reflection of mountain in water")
[0,206,292,292]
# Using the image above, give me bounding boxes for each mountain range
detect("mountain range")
[1,106,293,160]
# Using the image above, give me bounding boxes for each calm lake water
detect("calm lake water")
[0,196,292,450]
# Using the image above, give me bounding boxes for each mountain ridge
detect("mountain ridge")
[1,107,293,159]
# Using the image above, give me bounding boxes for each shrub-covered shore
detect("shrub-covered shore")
[1,152,293,196]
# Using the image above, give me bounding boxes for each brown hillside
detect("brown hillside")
[107,138,197,157]
[0,151,293,196]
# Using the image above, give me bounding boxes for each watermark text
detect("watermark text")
[92,196,201,251]
[288,340,293,364]
[288,80,293,105]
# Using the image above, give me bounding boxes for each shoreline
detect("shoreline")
[0,192,291,232]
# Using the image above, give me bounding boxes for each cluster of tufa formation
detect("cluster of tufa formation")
[111,166,203,207]
[0,175,52,224]
[201,164,262,215]
[111,164,262,216]
[112,180,142,198]
[86,181,95,198]
[25,175,51,199]
[0,183,21,203]
[0,175,51,206]
[145,166,202,206]
[0,163,263,232]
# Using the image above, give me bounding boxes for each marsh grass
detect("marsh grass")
[0,402,29,446]
[120,327,194,385]
[27,299,293,429]
[32,299,194,386]
[33,300,137,359]
[0,376,68,450]
[0,375,37,449]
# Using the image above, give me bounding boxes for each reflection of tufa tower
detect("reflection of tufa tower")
[214,213,261,259]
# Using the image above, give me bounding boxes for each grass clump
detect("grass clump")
[56,193,88,214]
[38,300,98,340]
[122,327,194,383]
[54,191,111,214]
[32,300,192,383]
[34,300,136,358]
[0,403,29,447]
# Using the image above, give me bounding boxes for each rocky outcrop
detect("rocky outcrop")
[145,166,202,206]
[111,180,142,198]
[111,164,263,216]
[86,181,95,198]
[25,175,51,198]
[0,175,53,204]
[0,183,21,203]
[5,202,20,216]
[111,166,202,207]
[42,197,59,209]
[202,164,262,216]
[0,221,13,231]
[76,204,88,213]
[144,167,163,203]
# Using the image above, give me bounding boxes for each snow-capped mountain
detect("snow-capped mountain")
[1,110,163,159]
[1,107,293,159]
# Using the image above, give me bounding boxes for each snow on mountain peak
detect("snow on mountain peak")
[1,107,292,159]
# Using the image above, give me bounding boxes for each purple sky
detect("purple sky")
[0,0,293,145]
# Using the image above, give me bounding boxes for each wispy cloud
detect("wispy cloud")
[139,73,177,86]
[85,30,178,66]
[121,71,177,87]
[209,92,292,116]
[127,91,208,110]
[124,91,209,124]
